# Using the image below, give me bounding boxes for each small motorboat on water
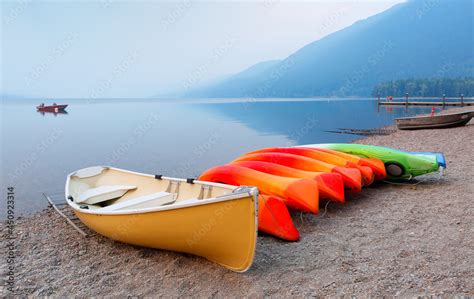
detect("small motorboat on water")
[65,166,258,272]
[37,103,68,113]
[395,110,474,130]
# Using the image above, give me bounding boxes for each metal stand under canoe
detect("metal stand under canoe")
[42,191,91,237]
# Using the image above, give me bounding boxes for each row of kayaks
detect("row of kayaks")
[65,143,446,272]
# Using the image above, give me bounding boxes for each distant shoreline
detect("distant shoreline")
[3,96,474,103]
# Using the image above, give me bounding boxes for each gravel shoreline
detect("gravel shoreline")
[1,109,473,297]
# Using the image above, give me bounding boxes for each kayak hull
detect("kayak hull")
[233,152,362,192]
[301,144,443,180]
[198,165,319,214]
[231,160,345,203]
[248,147,374,186]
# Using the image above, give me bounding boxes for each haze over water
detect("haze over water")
[1,98,435,217]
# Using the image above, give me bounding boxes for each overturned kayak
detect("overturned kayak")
[302,144,445,180]
[65,166,258,272]
[298,147,386,180]
[258,194,300,241]
[231,161,345,203]
[233,152,362,192]
[247,147,375,186]
[198,164,319,214]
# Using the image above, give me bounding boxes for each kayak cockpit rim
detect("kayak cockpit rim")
[65,166,259,216]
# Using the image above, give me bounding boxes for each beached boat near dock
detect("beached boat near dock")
[395,110,474,130]
[65,166,258,272]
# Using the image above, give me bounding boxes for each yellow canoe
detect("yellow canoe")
[65,166,258,272]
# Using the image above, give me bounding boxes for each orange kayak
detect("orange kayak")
[233,152,362,192]
[198,164,319,214]
[300,147,386,180]
[231,161,345,203]
[247,147,375,186]
[258,194,300,241]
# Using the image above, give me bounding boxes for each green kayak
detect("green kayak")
[299,143,445,180]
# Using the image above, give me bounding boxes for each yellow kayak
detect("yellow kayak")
[65,166,258,272]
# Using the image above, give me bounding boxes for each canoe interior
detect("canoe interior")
[68,167,235,211]
[66,166,258,272]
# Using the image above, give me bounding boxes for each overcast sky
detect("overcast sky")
[1,0,404,98]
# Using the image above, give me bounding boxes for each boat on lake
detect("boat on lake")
[395,110,474,130]
[37,103,68,113]
[65,166,258,272]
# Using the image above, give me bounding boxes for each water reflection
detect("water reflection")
[37,110,69,116]
[196,99,433,144]
[0,98,436,217]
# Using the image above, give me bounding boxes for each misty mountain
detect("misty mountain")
[187,0,473,98]
[186,60,281,98]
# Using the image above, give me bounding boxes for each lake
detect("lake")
[1,98,436,217]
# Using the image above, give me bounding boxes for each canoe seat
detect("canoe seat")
[100,192,177,211]
[198,184,213,199]
[77,185,137,204]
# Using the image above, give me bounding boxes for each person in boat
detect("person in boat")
[53,102,57,106]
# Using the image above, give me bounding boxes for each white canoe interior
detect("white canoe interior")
[66,166,242,214]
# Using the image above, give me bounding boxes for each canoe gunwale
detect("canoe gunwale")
[65,166,259,216]
[66,166,259,273]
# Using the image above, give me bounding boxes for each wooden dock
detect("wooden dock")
[377,95,474,106]
[379,101,473,106]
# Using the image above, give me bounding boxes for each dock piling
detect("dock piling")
[377,95,473,106]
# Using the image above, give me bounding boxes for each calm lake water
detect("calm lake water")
[1,98,437,218]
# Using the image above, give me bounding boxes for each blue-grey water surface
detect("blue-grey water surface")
[1,98,437,217]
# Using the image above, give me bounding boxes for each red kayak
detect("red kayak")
[246,147,375,186]
[233,152,363,192]
[231,161,345,203]
[198,164,319,214]
[36,103,68,113]
[300,147,386,180]
[258,195,300,241]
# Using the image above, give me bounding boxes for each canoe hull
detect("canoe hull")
[73,196,256,272]
[66,166,258,272]
[395,111,473,130]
